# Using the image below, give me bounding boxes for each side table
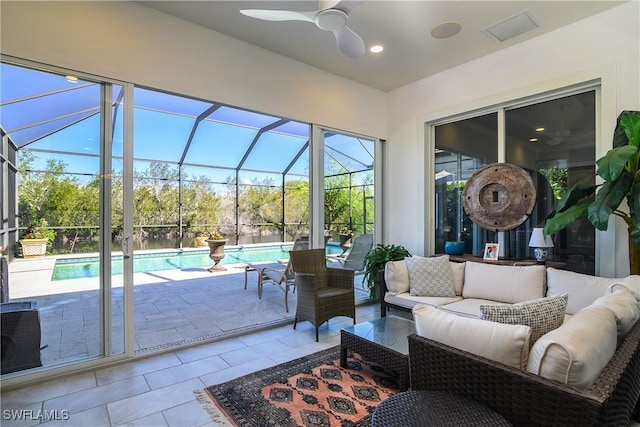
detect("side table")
[372,390,513,426]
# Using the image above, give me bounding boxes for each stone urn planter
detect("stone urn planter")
[20,238,48,258]
[195,235,208,247]
[206,239,227,272]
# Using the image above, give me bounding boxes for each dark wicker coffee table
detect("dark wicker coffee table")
[372,390,513,426]
[340,316,415,390]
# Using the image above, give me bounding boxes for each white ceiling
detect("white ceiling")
[139,0,625,92]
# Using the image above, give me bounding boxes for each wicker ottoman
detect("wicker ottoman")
[372,390,512,427]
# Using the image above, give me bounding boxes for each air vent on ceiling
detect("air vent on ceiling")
[482,10,541,43]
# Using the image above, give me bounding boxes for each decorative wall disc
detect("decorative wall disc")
[462,163,536,231]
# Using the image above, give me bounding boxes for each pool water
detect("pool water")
[52,244,343,280]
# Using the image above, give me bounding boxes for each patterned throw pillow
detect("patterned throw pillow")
[479,294,568,345]
[406,255,456,297]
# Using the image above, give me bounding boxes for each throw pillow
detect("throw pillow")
[413,304,531,369]
[406,255,456,297]
[479,294,568,345]
[384,259,410,294]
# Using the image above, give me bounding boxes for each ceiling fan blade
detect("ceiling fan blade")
[333,26,365,58]
[240,9,315,23]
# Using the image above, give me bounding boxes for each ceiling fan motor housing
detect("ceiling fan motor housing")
[315,9,348,31]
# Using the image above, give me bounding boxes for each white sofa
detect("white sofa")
[380,255,640,389]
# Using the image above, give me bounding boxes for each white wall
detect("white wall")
[386,2,640,276]
[0,1,386,139]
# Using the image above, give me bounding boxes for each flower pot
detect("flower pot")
[444,241,465,256]
[20,239,48,258]
[206,239,227,272]
[195,236,208,247]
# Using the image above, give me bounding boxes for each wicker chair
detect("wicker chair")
[290,248,355,341]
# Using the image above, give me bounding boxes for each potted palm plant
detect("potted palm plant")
[544,111,640,272]
[362,243,411,299]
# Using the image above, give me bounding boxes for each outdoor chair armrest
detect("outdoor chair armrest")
[326,268,354,290]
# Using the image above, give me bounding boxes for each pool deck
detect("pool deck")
[6,253,370,369]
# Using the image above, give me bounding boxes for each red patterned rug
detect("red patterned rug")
[196,346,399,427]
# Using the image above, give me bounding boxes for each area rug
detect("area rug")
[195,346,399,427]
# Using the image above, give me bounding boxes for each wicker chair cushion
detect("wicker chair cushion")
[591,289,640,339]
[413,304,531,369]
[547,267,640,315]
[479,294,568,346]
[407,255,456,297]
[527,305,617,388]
[385,259,464,296]
[462,262,545,304]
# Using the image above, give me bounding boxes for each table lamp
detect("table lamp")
[529,228,554,263]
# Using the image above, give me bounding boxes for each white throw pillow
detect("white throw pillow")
[413,304,531,369]
[384,259,409,295]
[462,262,546,303]
[591,289,640,339]
[479,294,568,346]
[526,306,617,389]
[449,261,465,296]
[547,267,640,315]
[406,255,456,297]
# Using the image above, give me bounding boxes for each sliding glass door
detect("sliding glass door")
[0,62,133,376]
[432,90,596,274]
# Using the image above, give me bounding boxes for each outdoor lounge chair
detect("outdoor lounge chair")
[290,248,355,341]
[326,234,373,273]
[251,237,309,312]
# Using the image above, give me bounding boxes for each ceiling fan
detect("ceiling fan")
[239,0,365,59]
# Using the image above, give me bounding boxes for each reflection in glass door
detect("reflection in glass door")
[323,131,375,240]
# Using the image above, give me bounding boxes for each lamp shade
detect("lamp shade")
[528,228,554,248]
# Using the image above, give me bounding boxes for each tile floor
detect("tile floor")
[0,304,383,427]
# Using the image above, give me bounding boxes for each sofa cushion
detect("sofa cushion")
[384,259,410,295]
[479,294,568,345]
[591,289,640,340]
[546,267,640,315]
[384,292,462,311]
[526,306,617,389]
[607,283,640,300]
[438,298,498,319]
[462,262,546,303]
[407,255,456,297]
[413,304,531,369]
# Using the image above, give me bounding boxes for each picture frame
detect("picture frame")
[483,243,500,261]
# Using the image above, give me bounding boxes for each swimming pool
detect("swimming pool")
[52,243,343,280]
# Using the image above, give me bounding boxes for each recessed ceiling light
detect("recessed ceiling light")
[65,75,78,84]
[529,138,538,142]
[431,21,462,39]
[370,45,384,53]
[535,127,545,132]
